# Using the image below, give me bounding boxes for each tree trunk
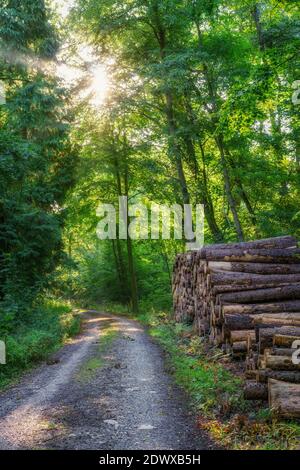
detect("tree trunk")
[251,3,265,51]
[215,135,244,241]
[126,236,139,314]
[195,21,244,241]
[182,94,223,242]
[151,7,194,241]
[112,153,130,303]
[124,159,139,314]
[159,241,172,286]
[228,159,257,224]
[182,133,224,241]
[198,142,224,242]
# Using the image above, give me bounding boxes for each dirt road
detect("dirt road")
[0,311,210,450]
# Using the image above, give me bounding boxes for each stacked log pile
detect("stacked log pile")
[173,235,300,418]
[245,323,300,418]
[173,235,300,347]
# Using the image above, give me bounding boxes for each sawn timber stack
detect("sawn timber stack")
[173,235,300,419]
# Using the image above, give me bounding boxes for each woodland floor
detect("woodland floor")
[0,311,212,450]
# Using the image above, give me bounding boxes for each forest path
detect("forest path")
[0,311,210,450]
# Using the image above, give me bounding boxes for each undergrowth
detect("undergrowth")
[0,298,80,388]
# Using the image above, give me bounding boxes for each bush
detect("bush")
[0,298,80,387]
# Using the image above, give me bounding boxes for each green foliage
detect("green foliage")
[55,239,173,312]
[0,1,77,321]
[148,317,242,414]
[63,0,300,315]
[0,298,80,387]
[0,1,79,389]
[0,0,59,56]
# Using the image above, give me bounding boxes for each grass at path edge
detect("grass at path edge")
[77,320,119,381]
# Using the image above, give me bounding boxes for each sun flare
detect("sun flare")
[56,39,110,108]
[87,65,109,107]
[56,61,109,107]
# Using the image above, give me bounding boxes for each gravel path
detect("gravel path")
[0,311,210,450]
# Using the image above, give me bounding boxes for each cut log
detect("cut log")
[230,330,256,343]
[271,347,294,357]
[258,326,300,352]
[256,369,300,384]
[244,381,268,400]
[211,284,280,296]
[255,313,300,321]
[204,236,297,251]
[224,313,253,331]
[268,379,300,419]
[232,341,248,354]
[209,272,300,287]
[222,300,300,315]
[253,313,300,328]
[207,261,300,275]
[258,328,277,352]
[210,283,300,296]
[218,284,300,305]
[213,283,300,297]
[273,334,300,348]
[199,248,300,264]
[265,355,300,371]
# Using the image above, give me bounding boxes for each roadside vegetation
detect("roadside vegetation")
[0,298,80,389]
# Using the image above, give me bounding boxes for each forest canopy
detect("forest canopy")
[0,0,299,318]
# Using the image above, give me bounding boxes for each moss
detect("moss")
[76,320,119,382]
[77,357,104,381]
